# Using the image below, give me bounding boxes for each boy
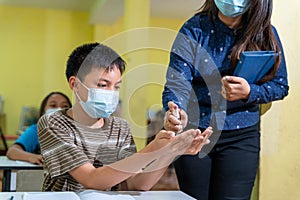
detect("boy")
[38,43,212,191]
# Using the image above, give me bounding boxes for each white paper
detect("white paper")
[10,171,16,191]
[78,190,135,200]
[23,192,80,200]
[23,191,135,200]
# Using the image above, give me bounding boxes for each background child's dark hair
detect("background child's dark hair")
[65,43,126,82]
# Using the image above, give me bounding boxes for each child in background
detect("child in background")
[6,92,71,165]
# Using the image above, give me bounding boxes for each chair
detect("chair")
[16,170,44,191]
[0,127,8,155]
[17,106,39,135]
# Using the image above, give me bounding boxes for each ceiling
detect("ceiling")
[0,0,205,24]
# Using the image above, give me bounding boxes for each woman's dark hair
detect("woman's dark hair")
[199,0,280,83]
[39,92,72,117]
[65,42,126,82]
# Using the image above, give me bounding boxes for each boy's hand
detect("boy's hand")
[183,126,212,155]
[149,127,213,156]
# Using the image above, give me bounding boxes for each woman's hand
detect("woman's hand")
[163,101,188,133]
[221,76,250,101]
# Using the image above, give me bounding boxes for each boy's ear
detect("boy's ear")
[69,76,78,91]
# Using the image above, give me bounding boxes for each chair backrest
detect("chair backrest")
[17,106,39,135]
[0,127,8,155]
[16,170,44,191]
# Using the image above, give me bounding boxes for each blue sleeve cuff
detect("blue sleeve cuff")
[246,84,260,104]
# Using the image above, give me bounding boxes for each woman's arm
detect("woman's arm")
[241,27,289,104]
[221,29,289,103]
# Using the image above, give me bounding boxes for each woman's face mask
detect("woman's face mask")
[76,80,119,118]
[214,0,250,17]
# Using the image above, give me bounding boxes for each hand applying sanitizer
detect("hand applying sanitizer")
[172,109,180,120]
[172,109,181,135]
[163,101,186,135]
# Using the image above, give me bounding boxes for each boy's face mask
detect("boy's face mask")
[76,80,119,118]
[214,0,250,17]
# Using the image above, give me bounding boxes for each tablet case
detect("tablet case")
[233,51,278,83]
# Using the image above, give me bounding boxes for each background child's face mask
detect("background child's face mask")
[45,108,62,115]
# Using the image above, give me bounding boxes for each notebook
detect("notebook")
[23,190,135,200]
[233,51,278,83]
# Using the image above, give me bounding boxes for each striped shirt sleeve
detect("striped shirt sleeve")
[38,114,90,178]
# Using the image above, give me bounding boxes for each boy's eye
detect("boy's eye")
[97,83,107,88]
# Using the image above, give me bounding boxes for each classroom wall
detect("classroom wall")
[0,6,93,135]
[259,1,300,199]
[0,4,184,145]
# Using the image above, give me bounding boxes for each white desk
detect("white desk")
[0,190,196,200]
[0,156,43,192]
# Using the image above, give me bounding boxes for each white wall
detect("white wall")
[259,1,300,199]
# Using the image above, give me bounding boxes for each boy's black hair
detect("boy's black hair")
[65,42,126,82]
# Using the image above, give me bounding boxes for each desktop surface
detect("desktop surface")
[0,156,43,169]
[0,156,43,192]
[0,190,196,200]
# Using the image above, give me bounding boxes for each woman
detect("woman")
[162,0,289,199]
[6,92,72,165]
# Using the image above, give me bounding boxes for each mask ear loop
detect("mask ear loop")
[75,90,84,103]
[76,78,90,91]
[75,78,90,103]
